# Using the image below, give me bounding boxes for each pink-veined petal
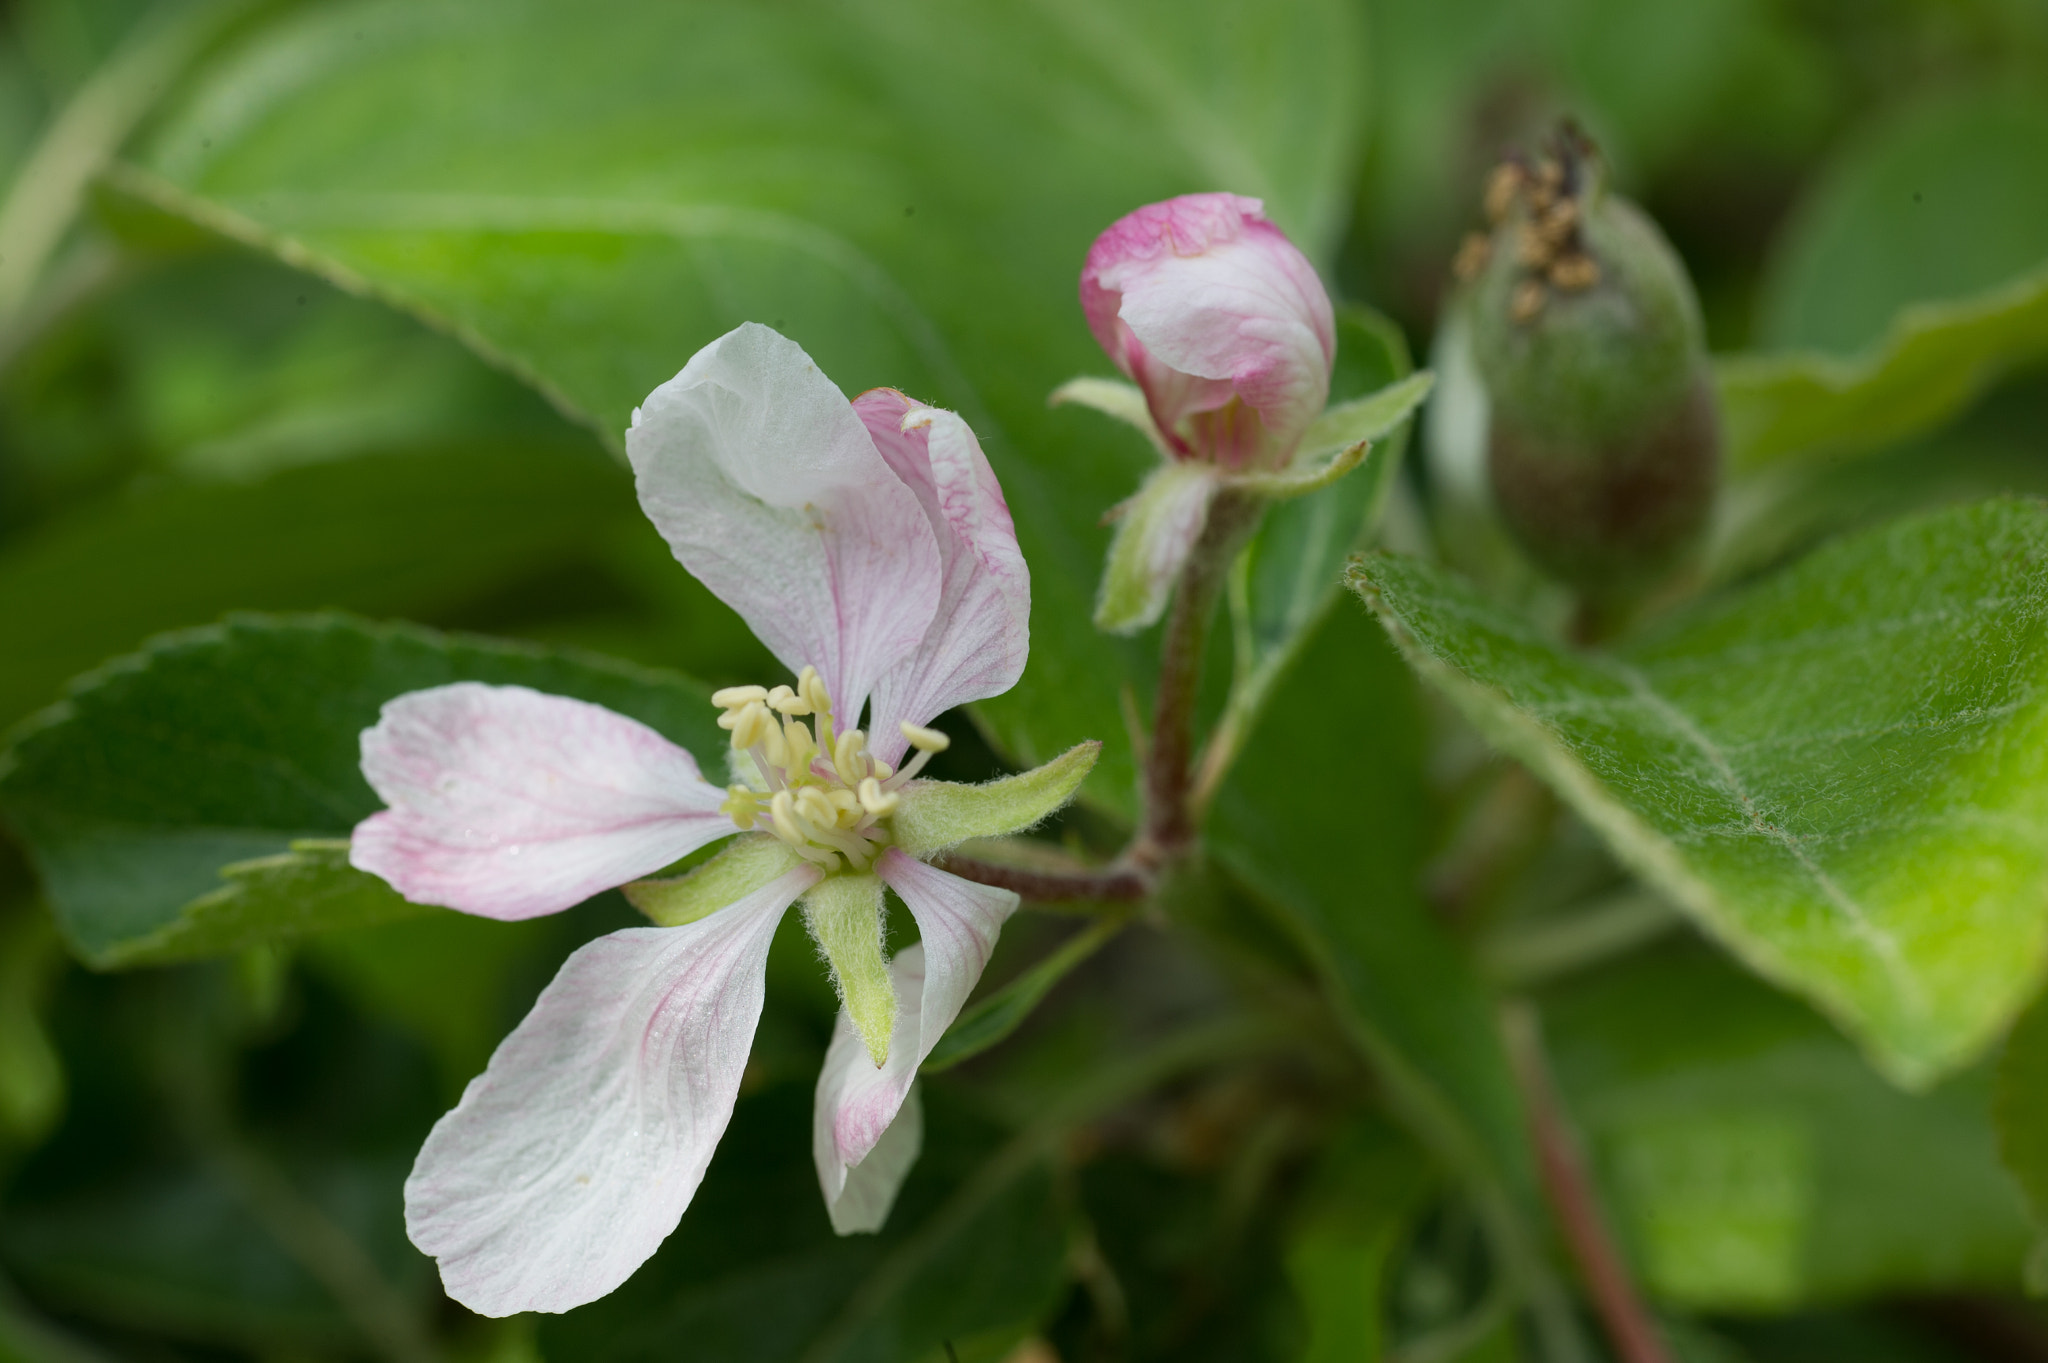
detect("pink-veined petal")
[1081,194,1334,467]
[820,852,1018,1185]
[351,684,735,921]
[853,390,1031,765]
[627,323,943,725]
[405,864,820,1316]
[812,946,927,1233]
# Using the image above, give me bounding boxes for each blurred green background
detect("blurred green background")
[2,0,2048,1360]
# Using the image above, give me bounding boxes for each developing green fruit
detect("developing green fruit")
[1457,126,1720,607]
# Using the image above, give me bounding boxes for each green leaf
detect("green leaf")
[1994,986,2048,1263]
[1209,598,1537,1221]
[922,916,1120,1074]
[891,741,1100,861]
[0,441,640,732]
[1547,942,2031,1308]
[1758,89,2048,357]
[114,0,1369,819]
[0,613,723,966]
[1238,307,1416,688]
[1285,1121,1433,1363]
[0,899,65,1145]
[1717,264,2048,472]
[93,840,424,969]
[1352,498,2048,1085]
[537,1082,1072,1363]
[1721,89,2048,472]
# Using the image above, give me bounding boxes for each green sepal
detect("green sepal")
[802,872,895,1066]
[1049,376,1168,454]
[1094,463,1217,634]
[892,741,1101,861]
[624,834,796,927]
[1226,440,1370,501]
[1294,371,1436,465]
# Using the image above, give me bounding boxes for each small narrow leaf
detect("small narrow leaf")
[1294,370,1435,464]
[1094,464,1218,634]
[891,742,1100,861]
[1048,376,1167,453]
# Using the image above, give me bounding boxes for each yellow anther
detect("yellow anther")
[760,716,789,771]
[899,721,950,754]
[719,785,761,830]
[858,777,899,816]
[794,786,839,829]
[769,790,805,845]
[770,684,813,717]
[797,665,833,717]
[782,716,817,774]
[711,685,768,709]
[826,787,862,824]
[729,700,773,751]
[871,759,893,780]
[833,729,868,784]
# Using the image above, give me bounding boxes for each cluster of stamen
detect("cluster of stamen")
[711,666,949,873]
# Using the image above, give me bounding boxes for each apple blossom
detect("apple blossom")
[348,323,1096,1316]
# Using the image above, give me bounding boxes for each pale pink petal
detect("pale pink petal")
[853,390,1031,766]
[821,852,1018,1181]
[1081,194,1335,468]
[351,684,735,921]
[812,948,927,1233]
[405,864,820,1316]
[627,323,943,725]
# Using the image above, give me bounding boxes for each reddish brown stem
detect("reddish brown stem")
[1138,488,1262,861]
[936,853,1149,903]
[1502,1001,1674,1363]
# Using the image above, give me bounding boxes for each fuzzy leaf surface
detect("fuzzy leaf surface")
[1353,498,2048,1085]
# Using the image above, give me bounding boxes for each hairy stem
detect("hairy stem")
[1140,488,1263,860]
[1502,1001,1674,1363]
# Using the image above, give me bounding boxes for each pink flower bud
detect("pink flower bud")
[1080,193,1335,470]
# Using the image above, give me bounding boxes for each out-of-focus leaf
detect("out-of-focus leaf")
[114,0,1370,817]
[1286,1120,1432,1363]
[0,441,634,732]
[1994,985,2048,1280]
[1548,942,2030,1309]
[0,901,65,1145]
[1240,307,1416,682]
[923,917,1121,1074]
[1720,88,2048,472]
[1210,600,1536,1220]
[1760,89,2048,357]
[0,613,722,965]
[539,1081,1070,1363]
[1352,498,2048,1086]
[1717,264,2048,472]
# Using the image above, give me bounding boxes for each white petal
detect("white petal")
[627,324,943,724]
[404,865,819,1315]
[854,391,1031,765]
[814,951,927,1234]
[816,853,1018,1194]
[351,684,735,920]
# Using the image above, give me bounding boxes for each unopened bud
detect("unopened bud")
[1462,125,1720,606]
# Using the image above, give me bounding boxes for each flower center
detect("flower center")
[709,666,949,873]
